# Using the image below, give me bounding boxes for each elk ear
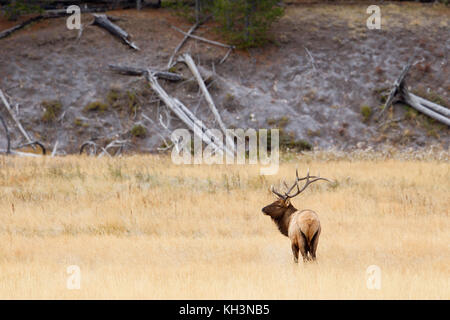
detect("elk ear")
[284,198,291,207]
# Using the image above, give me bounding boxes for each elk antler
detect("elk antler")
[270,185,286,199]
[271,169,330,200]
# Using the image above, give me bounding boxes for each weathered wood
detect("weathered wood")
[146,70,232,157]
[80,141,98,155]
[219,48,233,65]
[108,64,184,81]
[171,26,235,49]
[51,140,59,157]
[0,113,11,154]
[14,141,47,155]
[410,93,450,118]
[98,139,128,158]
[0,89,34,146]
[93,14,139,50]
[400,85,450,126]
[0,16,43,40]
[0,7,108,40]
[0,150,42,157]
[378,57,414,119]
[179,53,235,152]
[167,22,201,69]
[173,97,231,155]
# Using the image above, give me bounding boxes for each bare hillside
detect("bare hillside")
[0,2,448,154]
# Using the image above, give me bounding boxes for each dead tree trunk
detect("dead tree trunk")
[93,14,139,50]
[378,57,414,119]
[0,113,11,154]
[410,93,450,118]
[0,89,35,146]
[108,65,183,81]
[0,7,108,40]
[0,16,43,40]
[377,57,449,127]
[399,85,450,126]
[167,22,201,69]
[179,53,235,152]
[146,71,233,157]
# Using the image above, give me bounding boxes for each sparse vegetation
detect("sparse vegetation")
[106,89,121,108]
[307,129,321,137]
[266,117,312,152]
[73,118,88,127]
[413,88,448,108]
[127,91,140,114]
[130,124,146,138]
[84,101,108,113]
[41,100,62,122]
[105,88,141,114]
[404,106,419,121]
[360,105,372,122]
[267,116,289,128]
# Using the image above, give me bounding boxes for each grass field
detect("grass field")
[0,152,448,299]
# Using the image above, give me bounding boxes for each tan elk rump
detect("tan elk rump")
[262,170,331,263]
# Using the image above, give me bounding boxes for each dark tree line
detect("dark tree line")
[1,0,283,47]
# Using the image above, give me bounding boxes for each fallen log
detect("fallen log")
[0,89,35,146]
[146,70,232,157]
[51,140,59,157]
[0,113,11,154]
[108,65,183,81]
[179,53,235,151]
[0,7,108,40]
[410,93,450,118]
[14,141,47,155]
[378,57,414,119]
[98,139,128,158]
[167,15,212,69]
[171,26,235,49]
[93,14,139,50]
[400,85,450,126]
[0,150,42,157]
[173,97,233,156]
[0,16,43,40]
[219,48,233,65]
[167,22,201,69]
[376,56,449,127]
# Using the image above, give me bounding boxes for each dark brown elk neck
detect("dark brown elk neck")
[271,205,297,237]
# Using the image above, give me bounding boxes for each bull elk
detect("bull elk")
[262,170,331,263]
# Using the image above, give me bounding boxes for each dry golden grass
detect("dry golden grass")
[0,153,448,299]
[283,2,449,32]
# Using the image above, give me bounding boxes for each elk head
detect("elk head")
[262,169,330,220]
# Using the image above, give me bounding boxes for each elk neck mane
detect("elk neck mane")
[271,204,298,237]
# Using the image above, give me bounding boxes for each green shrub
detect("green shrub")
[41,100,62,122]
[266,116,289,128]
[212,0,284,48]
[106,89,121,107]
[127,91,139,114]
[84,101,108,113]
[130,125,146,138]
[2,0,44,21]
[360,105,372,122]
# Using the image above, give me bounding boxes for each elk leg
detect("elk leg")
[310,229,320,261]
[291,243,299,263]
[299,244,308,263]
